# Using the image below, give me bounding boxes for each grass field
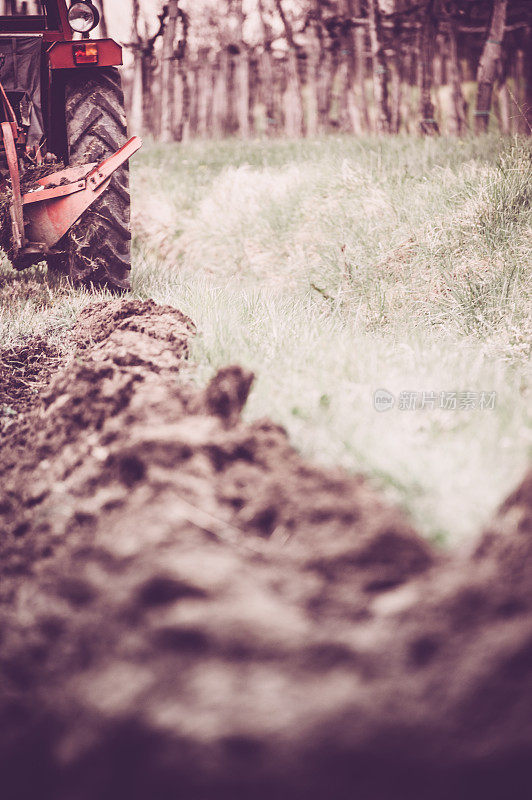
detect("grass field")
[1,134,531,544]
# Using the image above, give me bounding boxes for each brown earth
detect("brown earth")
[0,271,68,422]
[0,336,62,419]
[0,298,531,800]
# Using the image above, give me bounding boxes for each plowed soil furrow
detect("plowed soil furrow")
[0,299,531,800]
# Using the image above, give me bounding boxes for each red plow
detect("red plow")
[1,83,141,273]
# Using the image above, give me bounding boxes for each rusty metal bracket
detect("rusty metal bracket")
[86,137,142,190]
[22,179,87,206]
[1,121,24,254]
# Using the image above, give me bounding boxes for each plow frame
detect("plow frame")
[20,136,142,259]
[0,125,142,263]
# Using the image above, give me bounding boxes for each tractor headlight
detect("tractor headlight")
[68,2,100,33]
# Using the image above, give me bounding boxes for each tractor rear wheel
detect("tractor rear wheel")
[49,68,131,291]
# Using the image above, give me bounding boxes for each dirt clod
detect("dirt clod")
[0,298,531,800]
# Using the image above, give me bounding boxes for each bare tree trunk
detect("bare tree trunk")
[225,52,237,135]
[498,82,510,134]
[367,0,391,134]
[257,0,279,135]
[310,2,335,132]
[196,55,212,139]
[390,46,403,134]
[317,48,335,130]
[248,56,260,138]
[339,0,363,134]
[432,34,443,126]
[212,49,229,138]
[129,0,144,134]
[235,47,250,137]
[446,17,467,136]
[172,7,189,142]
[98,0,109,38]
[179,62,191,140]
[306,26,320,137]
[160,0,179,142]
[337,56,351,132]
[275,0,304,137]
[337,4,352,132]
[352,0,370,132]
[187,63,199,138]
[283,52,304,137]
[418,0,439,135]
[307,0,325,133]
[525,23,532,134]
[260,46,278,135]
[142,44,157,137]
[173,64,183,139]
[399,47,413,134]
[234,0,250,138]
[475,0,508,134]
[515,49,528,135]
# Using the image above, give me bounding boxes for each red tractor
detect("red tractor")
[0,0,141,290]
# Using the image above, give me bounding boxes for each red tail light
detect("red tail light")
[73,44,99,65]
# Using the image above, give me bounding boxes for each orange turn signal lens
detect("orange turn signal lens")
[73,44,99,65]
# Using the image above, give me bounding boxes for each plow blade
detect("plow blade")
[20,136,142,257]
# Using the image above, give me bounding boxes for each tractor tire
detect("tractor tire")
[49,68,131,291]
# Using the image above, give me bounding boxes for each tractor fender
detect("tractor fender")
[47,39,122,70]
